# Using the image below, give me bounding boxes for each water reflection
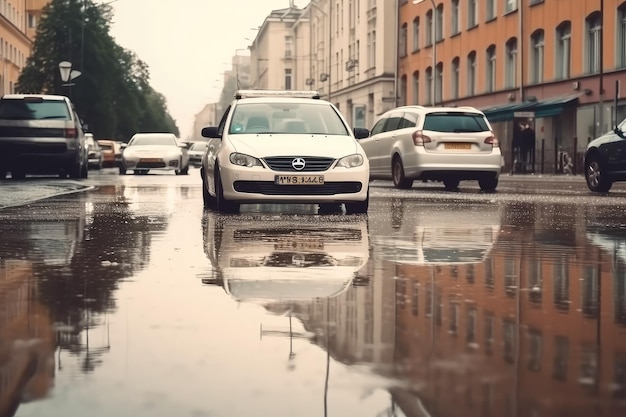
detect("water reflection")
[0,185,175,414]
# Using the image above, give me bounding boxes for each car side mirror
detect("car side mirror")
[614,126,626,139]
[353,127,370,139]
[121,143,128,149]
[202,126,221,139]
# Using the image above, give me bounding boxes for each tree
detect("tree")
[16,0,179,141]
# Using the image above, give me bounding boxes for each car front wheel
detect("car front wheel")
[392,156,413,189]
[345,190,369,214]
[214,165,239,213]
[585,155,612,192]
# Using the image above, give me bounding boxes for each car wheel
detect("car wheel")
[201,168,216,209]
[119,166,127,175]
[182,165,189,175]
[215,165,239,213]
[345,189,369,214]
[11,170,25,180]
[392,156,413,189]
[443,178,460,191]
[81,160,89,179]
[585,155,612,192]
[478,175,498,192]
[69,161,81,179]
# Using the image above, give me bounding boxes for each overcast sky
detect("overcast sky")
[108,0,298,139]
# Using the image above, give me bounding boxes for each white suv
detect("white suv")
[360,106,501,191]
[200,90,370,214]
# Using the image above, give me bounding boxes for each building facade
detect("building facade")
[0,0,48,95]
[399,0,626,174]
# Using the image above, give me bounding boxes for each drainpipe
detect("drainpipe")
[598,0,605,135]
[394,0,399,107]
[518,2,524,102]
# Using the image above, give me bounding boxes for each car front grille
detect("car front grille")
[263,156,335,172]
[136,161,167,168]
[234,181,362,195]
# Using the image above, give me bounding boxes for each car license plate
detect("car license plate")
[444,143,472,150]
[275,241,324,250]
[275,175,324,185]
[140,158,162,163]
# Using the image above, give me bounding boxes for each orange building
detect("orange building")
[398,0,626,174]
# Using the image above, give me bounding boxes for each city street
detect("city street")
[1,168,626,417]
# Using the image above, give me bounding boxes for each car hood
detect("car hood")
[125,145,180,154]
[226,134,359,157]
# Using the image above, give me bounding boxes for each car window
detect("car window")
[400,112,419,129]
[0,99,71,120]
[190,142,208,151]
[227,102,349,135]
[423,112,489,133]
[384,112,404,132]
[370,118,387,136]
[217,105,231,136]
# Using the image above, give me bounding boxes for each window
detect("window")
[400,75,407,106]
[0,99,71,120]
[400,23,408,57]
[435,5,443,41]
[451,57,460,99]
[426,9,433,46]
[586,12,602,74]
[468,0,478,28]
[553,336,569,381]
[435,63,443,103]
[284,36,293,58]
[412,71,420,104]
[467,51,476,96]
[556,21,571,79]
[451,0,460,35]
[466,308,476,344]
[531,30,544,83]
[412,17,420,52]
[504,0,518,13]
[486,0,496,20]
[426,66,433,104]
[528,330,543,372]
[368,25,376,69]
[505,38,517,88]
[553,256,570,310]
[582,266,599,317]
[284,68,292,90]
[486,45,496,92]
[619,4,626,68]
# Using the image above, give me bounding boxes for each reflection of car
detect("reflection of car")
[360,106,501,191]
[369,199,501,265]
[85,133,103,169]
[187,141,208,167]
[200,89,371,214]
[584,117,626,192]
[119,132,189,175]
[97,139,123,168]
[201,210,369,302]
[0,94,88,179]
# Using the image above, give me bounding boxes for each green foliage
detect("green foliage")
[16,0,179,141]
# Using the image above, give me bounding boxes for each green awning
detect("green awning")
[534,94,580,118]
[482,102,537,122]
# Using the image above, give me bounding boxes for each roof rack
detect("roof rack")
[234,90,321,100]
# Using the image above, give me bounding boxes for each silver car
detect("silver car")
[187,141,208,168]
[360,106,502,191]
[0,94,89,179]
[119,132,189,175]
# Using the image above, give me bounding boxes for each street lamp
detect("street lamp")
[59,61,82,98]
[413,0,437,105]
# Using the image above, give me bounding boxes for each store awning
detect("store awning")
[482,101,537,123]
[533,94,580,118]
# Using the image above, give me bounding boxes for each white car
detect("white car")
[200,90,370,214]
[187,141,208,167]
[119,132,189,175]
[360,106,502,191]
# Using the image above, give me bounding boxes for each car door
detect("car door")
[360,115,388,175]
[376,111,404,176]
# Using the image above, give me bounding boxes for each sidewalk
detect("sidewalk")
[0,181,93,210]
[500,173,585,182]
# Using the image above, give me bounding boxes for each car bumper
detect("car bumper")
[0,140,81,173]
[123,155,180,171]
[403,151,502,179]
[219,164,369,203]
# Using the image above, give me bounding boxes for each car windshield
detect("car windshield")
[423,112,490,133]
[190,142,208,151]
[0,99,71,120]
[228,102,349,135]
[130,135,177,146]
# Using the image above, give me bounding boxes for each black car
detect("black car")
[584,118,626,192]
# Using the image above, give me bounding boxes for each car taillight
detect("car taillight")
[65,128,78,138]
[412,130,432,146]
[485,134,499,147]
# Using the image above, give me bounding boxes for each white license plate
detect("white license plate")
[275,175,324,185]
[444,143,472,150]
[140,157,162,163]
[275,241,324,250]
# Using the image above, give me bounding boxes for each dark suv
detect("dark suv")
[0,94,89,179]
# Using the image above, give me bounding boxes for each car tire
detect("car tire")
[11,170,25,180]
[119,166,127,175]
[443,178,460,191]
[478,175,498,192]
[201,168,216,209]
[214,165,239,213]
[585,155,612,192]
[81,160,89,179]
[392,156,413,189]
[345,189,369,214]
[69,161,81,179]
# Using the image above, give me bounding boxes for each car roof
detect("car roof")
[392,105,484,114]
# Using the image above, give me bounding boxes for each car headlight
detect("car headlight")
[336,154,364,168]
[229,152,263,167]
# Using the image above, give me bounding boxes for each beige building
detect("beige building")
[191,103,220,141]
[0,0,48,95]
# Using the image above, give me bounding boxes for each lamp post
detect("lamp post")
[413,0,437,105]
[59,61,82,98]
